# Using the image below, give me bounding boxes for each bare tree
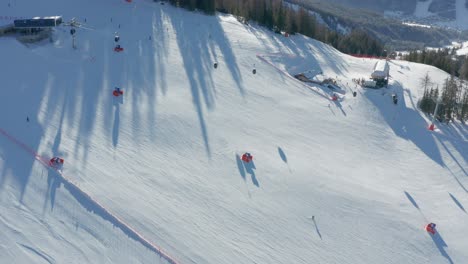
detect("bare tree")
[420,72,433,94]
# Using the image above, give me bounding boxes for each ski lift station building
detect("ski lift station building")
[371,60,390,80]
[1,16,63,42]
[13,16,62,31]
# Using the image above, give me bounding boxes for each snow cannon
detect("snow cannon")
[114,44,124,52]
[49,157,64,166]
[425,223,436,235]
[241,152,253,163]
[113,87,124,97]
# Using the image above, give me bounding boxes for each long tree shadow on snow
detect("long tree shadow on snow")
[404,191,420,210]
[404,89,467,190]
[363,83,444,167]
[0,56,49,202]
[120,7,168,143]
[436,137,467,177]
[169,9,244,157]
[278,147,287,163]
[0,53,87,203]
[404,88,467,174]
[169,11,214,157]
[212,15,245,96]
[73,58,106,166]
[51,86,72,162]
[0,125,42,203]
[449,193,466,213]
[403,191,431,223]
[431,122,468,177]
[446,165,468,193]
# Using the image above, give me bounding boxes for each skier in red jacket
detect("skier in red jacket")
[425,223,436,235]
[241,152,253,163]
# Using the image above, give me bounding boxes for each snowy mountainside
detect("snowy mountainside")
[319,0,468,30]
[0,0,467,263]
[388,0,468,31]
[311,0,418,14]
[286,0,462,49]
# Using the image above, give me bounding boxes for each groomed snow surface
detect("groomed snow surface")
[1,0,467,263]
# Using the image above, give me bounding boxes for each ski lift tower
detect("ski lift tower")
[62,18,92,49]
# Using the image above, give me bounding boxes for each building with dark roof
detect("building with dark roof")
[0,16,63,43]
[13,16,62,29]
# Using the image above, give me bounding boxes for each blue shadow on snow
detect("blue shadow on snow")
[236,154,246,180]
[429,231,454,264]
[245,160,259,187]
[404,191,420,210]
[363,83,444,167]
[449,193,466,213]
[278,147,288,163]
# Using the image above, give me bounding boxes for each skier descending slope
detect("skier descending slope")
[114,32,124,52]
[241,152,253,163]
[113,87,124,97]
[331,93,338,101]
[425,223,437,235]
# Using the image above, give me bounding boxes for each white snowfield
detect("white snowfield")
[0,0,467,263]
[456,41,468,56]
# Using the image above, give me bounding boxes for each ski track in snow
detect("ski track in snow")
[0,127,180,264]
[18,243,54,264]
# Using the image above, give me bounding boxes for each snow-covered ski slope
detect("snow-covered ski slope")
[1,0,467,263]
